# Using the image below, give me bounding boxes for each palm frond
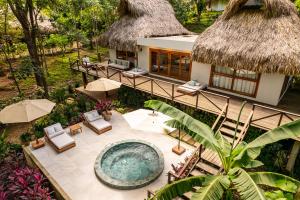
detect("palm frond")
[229,168,266,200]
[145,100,220,151]
[151,176,207,200]
[249,172,300,193]
[191,175,230,200]
[235,119,300,161]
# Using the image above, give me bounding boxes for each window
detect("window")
[116,50,136,67]
[150,48,191,81]
[210,66,260,97]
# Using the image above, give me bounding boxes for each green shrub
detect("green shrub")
[19,132,32,145]
[0,131,10,161]
[51,88,67,103]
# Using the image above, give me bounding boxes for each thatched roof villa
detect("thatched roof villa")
[98,0,191,52]
[102,0,300,106]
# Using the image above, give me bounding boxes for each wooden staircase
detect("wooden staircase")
[147,104,254,200]
[180,108,254,200]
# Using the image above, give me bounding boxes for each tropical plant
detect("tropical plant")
[7,167,52,199]
[0,130,10,161]
[144,100,300,200]
[19,132,32,145]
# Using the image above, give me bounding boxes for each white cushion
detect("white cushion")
[47,127,55,137]
[90,119,111,130]
[54,125,63,132]
[84,110,101,122]
[51,130,65,138]
[50,133,75,149]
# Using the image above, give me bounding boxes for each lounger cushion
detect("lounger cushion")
[54,125,63,132]
[50,133,75,149]
[46,127,56,136]
[90,119,111,130]
[122,68,147,77]
[84,110,101,122]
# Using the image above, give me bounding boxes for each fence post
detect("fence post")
[171,84,175,102]
[278,113,284,127]
[119,72,121,82]
[133,75,136,89]
[82,72,88,89]
[195,92,199,109]
[106,67,109,78]
[151,80,153,96]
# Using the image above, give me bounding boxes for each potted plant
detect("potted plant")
[19,132,32,146]
[95,100,112,121]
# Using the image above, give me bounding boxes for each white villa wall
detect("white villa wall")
[110,42,285,106]
[109,49,116,60]
[190,62,285,105]
[137,46,149,70]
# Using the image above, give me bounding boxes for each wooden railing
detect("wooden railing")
[70,62,230,118]
[251,104,300,130]
[167,146,202,184]
[70,61,300,131]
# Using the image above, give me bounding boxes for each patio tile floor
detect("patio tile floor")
[27,110,194,200]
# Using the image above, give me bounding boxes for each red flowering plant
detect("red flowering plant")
[0,184,7,200]
[7,167,53,200]
[95,100,112,113]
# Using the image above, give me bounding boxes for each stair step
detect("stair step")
[220,127,240,137]
[190,169,206,177]
[196,162,219,175]
[223,121,243,131]
[222,135,234,144]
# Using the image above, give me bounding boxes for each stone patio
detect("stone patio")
[26,110,195,200]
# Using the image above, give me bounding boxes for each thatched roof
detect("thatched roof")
[192,0,300,75]
[98,0,191,52]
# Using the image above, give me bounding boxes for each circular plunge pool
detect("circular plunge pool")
[94,140,164,190]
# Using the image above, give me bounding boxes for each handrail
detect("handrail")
[236,110,253,146]
[167,146,201,183]
[251,104,300,129]
[212,103,229,131]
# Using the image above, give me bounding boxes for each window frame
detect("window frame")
[149,48,192,81]
[209,65,261,97]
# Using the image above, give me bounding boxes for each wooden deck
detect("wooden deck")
[70,62,300,131]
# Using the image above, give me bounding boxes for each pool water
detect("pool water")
[94,140,164,190]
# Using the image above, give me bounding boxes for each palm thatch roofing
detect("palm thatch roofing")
[98,0,191,52]
[192,0,300,75]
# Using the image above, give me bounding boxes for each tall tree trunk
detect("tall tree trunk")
[7,0,49,97]
[4,2,8,35]
[24,30,44,86]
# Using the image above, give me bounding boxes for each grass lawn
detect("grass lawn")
[0,47,108,102]
[0,47,108,143]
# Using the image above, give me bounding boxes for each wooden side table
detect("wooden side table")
[70,124,82,135]
[31,138,45,150]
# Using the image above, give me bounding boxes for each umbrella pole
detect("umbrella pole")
[172,129,186,155]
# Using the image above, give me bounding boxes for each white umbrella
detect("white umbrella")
[123,109,175,134]
[85,78,122,92]
[0,99,56,124]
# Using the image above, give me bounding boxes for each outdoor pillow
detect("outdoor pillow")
[85,113,94,122]
[188,81,196,86]
[49,130,65,139]
[47,127,56,137]
[54,125,63,132]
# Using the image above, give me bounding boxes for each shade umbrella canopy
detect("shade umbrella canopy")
[0,99,56,124]
[85,78,122,92]
[123,109,175,134]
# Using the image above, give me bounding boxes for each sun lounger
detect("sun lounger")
[108,59,130,70]
[177,81,207,96]
[44,123,76,153]
[83,110,112,135]
[122,68,147,78]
